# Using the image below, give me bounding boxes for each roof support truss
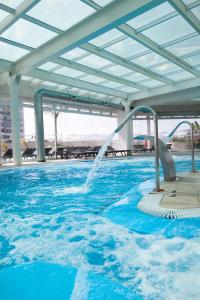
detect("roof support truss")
[81,43,173,85]
[14,0,165,75]
[28,69,127,98]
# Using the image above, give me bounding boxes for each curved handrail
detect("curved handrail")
[114,105,160,192]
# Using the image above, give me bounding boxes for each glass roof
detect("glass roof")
[0,40,29,61]
[106,37,148,59]
[166,35,200,56]
[142,15,195,45]
[191,6,200,19]
[93,0,114,7]
[103,64,132,76]
[77,54,111,69]
[166,70,196,81]
[27,0,95,31]
[150,62,182,75]
[54,66,85,78]
[61,48,88,61]
[0,0,24,9]
[90,29,124,47]
[2,19,57,48]
[0,0,199,102]
[0,9,8,22]
[81,75,105,84]
[183,53,200,66]
[127,2,175,30]
[131,52,167,68]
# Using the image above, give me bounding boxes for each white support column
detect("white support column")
[116,104,133,151]
[9,74,22,165]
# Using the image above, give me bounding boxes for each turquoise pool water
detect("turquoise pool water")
[0,156,200,300]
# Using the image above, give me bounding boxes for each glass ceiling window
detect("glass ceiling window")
[150,62,182,75]
[38,62,59,71]
[105,37,148,59]
[131,52,167,68]
[93,0,114,7]
[0,0,24,9]
[182,0,197,5]
[166,35,200,56]
[81,75,105,84]
[191,6,200,19]
[0,9,9,22]
[54,66,85,78]
[183,53,200,66]
[124,73,150,82]
[90,29,124,47]
[142,15,195,45]
[77,54,111,69]
[2,19,57,48]
[101,81,122,89]
[27,0,95,31]
[127,2,175,30]
[61,48,87,60]
[118,86,138,93]
[166,71,195,81]
[103,65,132,76]
[142,80,165,88]
[0,41,29,61]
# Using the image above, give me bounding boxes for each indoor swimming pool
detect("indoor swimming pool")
[0,156,200,300]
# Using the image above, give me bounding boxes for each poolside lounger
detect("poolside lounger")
[2,149,13,161]
[22,148,36,159]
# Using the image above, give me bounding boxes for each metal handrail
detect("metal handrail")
[114,105,160,192]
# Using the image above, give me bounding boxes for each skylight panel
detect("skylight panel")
[166,35,200,56]
[54,66,85,77]
[92,0,114,7]
[142,15,195,45]
[0,9,9,22]
[124,73,149,82]
[0,0,24,9]
[2,19,57,48]
[38,62,59,71]
[118,86,139,93]
[61,48,87,60]
[77,54,111,69]
[191,6,200,19]
[101,81,122,88]
[142,80,165,88]
[166,71,195,81]
[27,0,95,31]
[81,75,104,84]
[106,37,148,59]
[131,52,167,68]
[0,41,29,61]
[103,65,131,76]
[127,2,175,30]
[183,53,200,66]
[182,0,197,5]
[150,62,181,75]
[90,29,124,47]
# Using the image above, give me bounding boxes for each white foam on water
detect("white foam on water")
[1,211,200,299]
[54,186,87,195]
[70,268,89,300]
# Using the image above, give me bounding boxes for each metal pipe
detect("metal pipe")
[114,105,160,192]
[54,111,59,159]
[34,88,124,162]
[168,121,195,172]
